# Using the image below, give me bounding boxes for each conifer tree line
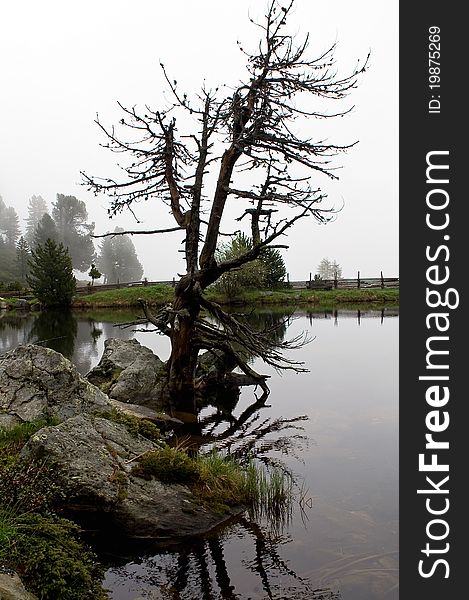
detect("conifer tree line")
[0,193,144,288]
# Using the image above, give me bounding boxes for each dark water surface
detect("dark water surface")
[0,308,398,600]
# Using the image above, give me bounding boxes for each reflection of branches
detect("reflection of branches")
[192,539,215,600]
[241,517,275,599]
[207,537,238,600]
[220,414,308,465]
[239,516,303,598]
[198,295,310,375]
[194,389,309,470]
[105,516,341,600]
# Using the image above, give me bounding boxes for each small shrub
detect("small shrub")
[6,280,23,291]
[0,454,64,515]
[132,446,199,484]
[2,513,108,600]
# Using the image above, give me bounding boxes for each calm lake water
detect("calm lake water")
[0,307,398,600]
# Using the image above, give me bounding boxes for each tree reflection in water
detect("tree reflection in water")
[196,392,309,469]
[25,310,107,373]
[0,313,34,353]
[104,515,341,600]
[27,310,78,358]
[174,308,310,468]
[100,308,325,599]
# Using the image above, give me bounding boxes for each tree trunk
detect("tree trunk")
[167,277,200,413]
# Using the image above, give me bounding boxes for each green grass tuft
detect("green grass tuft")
[132,445,198,484]
[0,507,18,548]
[132,447,293,517]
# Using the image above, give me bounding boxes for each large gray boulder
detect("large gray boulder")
[86,338,167,406]
[21,415,241,539]
[0,345,112,428]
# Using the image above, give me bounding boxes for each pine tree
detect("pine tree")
[215,233,267,298]
[260,246,287,288]
[0,238,17,283]
[27,239,76,307]
[96,236,116,284]
[16,237,30,284]
[52,194,95,271]
[33,214,59,248]
[25,195,49,245]
[96,228,143,283]
[0,206,21,247]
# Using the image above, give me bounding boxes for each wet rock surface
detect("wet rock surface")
[1,342,242,543]
[109,398,184,431]
[21,414,239,540]
[0,345,112,427]
[87,338,167,406]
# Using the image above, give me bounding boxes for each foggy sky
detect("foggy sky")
[0,0,398,280]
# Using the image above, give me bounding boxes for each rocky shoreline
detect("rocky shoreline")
[0,342,246,598]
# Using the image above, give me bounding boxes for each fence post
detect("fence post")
[172,277,176,288]
[334,271,338,289]
[380,271,384,289]
[309,272,312,289]
[357,271,360,289]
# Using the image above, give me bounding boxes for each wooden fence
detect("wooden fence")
[74,280,176,296]
[1,273,398,299]
[301,271,399,290]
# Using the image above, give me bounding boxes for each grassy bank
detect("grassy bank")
[72,284,399,309]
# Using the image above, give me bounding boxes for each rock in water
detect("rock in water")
[21,415,241,540]
[0,344,112,427]
[87,338,167,406]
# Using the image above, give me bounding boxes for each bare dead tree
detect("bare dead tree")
[82,1,367,410]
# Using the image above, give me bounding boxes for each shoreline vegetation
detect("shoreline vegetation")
[72,284,399,310]
[0,413,292,599]
[1,284,399,313]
